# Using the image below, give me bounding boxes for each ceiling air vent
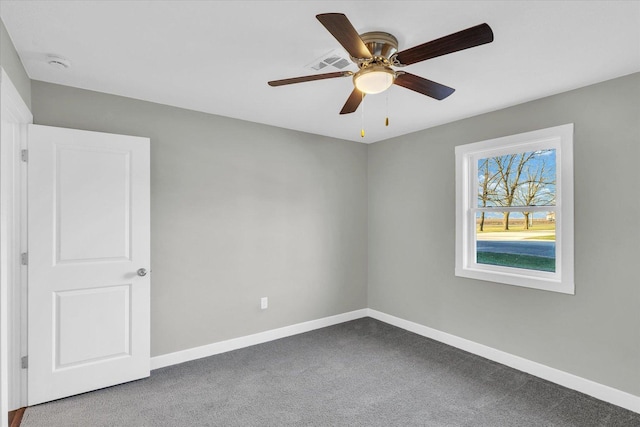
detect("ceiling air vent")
[306,49,352,71]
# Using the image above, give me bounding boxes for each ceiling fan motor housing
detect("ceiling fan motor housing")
[351,32,399,94]
[356,31,399,62]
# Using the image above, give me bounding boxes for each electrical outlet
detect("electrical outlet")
[261,297,268,310]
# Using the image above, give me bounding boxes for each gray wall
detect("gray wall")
[0,18,30,108]
[31,81,368,357]
[368,72,640,396]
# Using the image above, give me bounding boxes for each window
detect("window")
[455,124,574,294]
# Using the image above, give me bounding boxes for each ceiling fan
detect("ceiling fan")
[268,13,494,115]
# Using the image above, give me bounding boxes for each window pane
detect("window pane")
[477,149,556,208]
[475,212,555,272]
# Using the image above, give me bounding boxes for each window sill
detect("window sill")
[455,267,574,294]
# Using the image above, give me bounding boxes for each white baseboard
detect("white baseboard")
[150,309,368,370]
[366,308,640,414]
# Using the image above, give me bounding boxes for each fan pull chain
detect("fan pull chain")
[385,92,389,127]
[361,92,365,138]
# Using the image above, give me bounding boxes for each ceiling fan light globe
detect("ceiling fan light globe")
[353,66,395,94]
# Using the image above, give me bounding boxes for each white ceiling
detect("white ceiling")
[1,1,639,143]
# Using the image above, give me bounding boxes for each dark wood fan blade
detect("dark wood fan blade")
[394,73,455,100]
[395,23,493,66]
[340,88,365,114]
[316,13,372,59]
[268,71,351,87]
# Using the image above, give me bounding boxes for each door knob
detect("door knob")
[137,268,148,277]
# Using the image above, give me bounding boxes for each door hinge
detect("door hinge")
[21,149,28,162]
[21,356,28,369]
[21,252,28,265]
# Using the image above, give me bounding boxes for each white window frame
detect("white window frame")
[455,124,574,294]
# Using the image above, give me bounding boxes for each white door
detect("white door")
[27,125,150,405]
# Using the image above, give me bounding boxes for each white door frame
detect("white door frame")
[0,67,31,417]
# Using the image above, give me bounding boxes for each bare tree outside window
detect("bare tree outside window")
[477,150,556,231]
[494,152,535,230]
[477,158,499,231]
[515,151,556,229]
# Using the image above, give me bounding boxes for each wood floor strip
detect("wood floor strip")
[8,407,26,427]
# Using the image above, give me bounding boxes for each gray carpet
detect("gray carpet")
[22,318,640,426]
